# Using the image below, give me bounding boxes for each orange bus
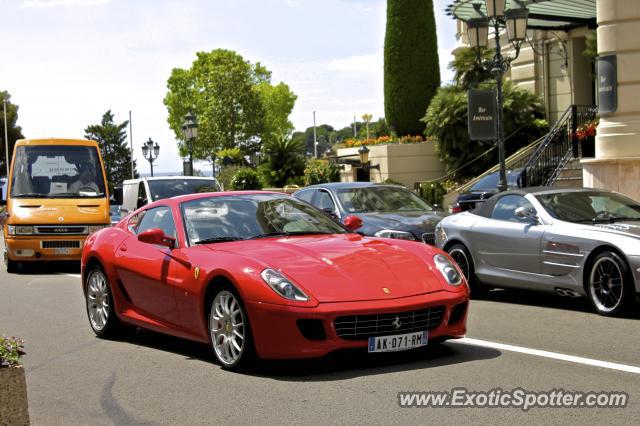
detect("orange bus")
[1,139,110,272]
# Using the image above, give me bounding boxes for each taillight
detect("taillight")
[451,204,463,214]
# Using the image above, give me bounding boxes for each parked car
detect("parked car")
[119,176,221,215]
[453,168,522,213]
[436,187,640,316]
[293,182,446,245]
[81,191,469,370]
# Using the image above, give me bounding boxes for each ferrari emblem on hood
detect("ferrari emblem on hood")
[194,267,200,280]
[382,287,390,294]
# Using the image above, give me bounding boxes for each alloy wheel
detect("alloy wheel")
[86,270,111,332]
[589,256,624,314]
[210,290,246,366]
[449,248,470,281]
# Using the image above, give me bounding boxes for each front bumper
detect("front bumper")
[4,235,86,262]
[247,291,468,359]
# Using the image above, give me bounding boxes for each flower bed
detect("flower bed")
[340,135,430,148]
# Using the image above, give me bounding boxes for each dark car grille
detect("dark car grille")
[334,306,445,340]
[421,232,436,245]
[41,240,81,249]
[35,226,87,235]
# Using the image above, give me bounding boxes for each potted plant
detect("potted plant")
[0,335,29,425]
[573,118,598,158]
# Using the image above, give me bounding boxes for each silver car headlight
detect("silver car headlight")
[433,254,463,286]
[261,268,309,301]
[374,230,416,240]
[7,225,34,235]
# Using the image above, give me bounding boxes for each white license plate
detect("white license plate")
[368,331,428,353]
[54,248,72,255]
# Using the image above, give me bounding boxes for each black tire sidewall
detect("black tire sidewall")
[448,243,486,297]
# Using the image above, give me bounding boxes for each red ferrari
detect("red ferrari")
[81,192,469,370]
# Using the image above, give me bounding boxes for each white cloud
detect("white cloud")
[327,53,382,73]
[20,0,109,8]
[284,0,300,6]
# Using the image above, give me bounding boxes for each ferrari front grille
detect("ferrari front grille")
[421,232,436,245]
[334,306,445,340]
[41,240,81,249]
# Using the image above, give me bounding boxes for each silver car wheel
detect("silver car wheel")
[210,290,245,366]
[449,248,470,281]
[589,256,624,313]
[86,270,110,332]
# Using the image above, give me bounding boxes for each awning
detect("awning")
[446,0,597,31]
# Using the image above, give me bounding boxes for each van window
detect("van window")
[10,145,106,198]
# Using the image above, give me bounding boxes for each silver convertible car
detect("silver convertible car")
[435,187,640,316]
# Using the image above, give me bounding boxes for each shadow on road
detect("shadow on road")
[478,288,640,319]
[112,328,501,380]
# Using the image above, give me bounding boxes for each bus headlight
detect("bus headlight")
[7,225,34,235]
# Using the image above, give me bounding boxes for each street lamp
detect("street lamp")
[142,137,159,177]
[182,112,198,176]
[357,145,380,182]
[465,1,529,192]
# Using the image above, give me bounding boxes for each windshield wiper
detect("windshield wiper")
[12,193,49,198]
[194,236,245,245]
[250,231,334,239]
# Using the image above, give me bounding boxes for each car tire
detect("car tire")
[84,265,122,338]
[207,284,256,371]
[587,251,634,317]
[447,243,487,298]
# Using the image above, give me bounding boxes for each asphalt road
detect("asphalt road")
[1,260,639,425]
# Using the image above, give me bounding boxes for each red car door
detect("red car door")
[115,206,187,324]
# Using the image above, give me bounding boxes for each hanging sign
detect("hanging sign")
[597,55,617,115]
[468,89,497,141]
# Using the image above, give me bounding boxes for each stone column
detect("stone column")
[582,0,640,200]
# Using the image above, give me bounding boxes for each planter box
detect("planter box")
[0,366,30,425]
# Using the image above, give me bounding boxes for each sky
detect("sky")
[0,0,458,174]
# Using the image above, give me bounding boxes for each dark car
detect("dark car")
[454,168,522,212]
[293,182,446,245]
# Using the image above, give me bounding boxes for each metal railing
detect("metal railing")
[518,105,598,188]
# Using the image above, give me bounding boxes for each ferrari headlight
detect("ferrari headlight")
[433,254,463,286]
[7,225,34,235]
[261,268,309,301]
[374,230,416,240]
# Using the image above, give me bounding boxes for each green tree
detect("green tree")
[384,0,440,136]
[256,82,297,145]
[0,91,25,178]
[262,136,305,187]
[291,124,336,156]
[164,49,268,161]
[450,47,493,90]
[84,110,137,192]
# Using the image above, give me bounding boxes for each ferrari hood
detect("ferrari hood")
[209,234,443,303]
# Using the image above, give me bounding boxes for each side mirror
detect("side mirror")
[515,206,539,223]
[343,215,363,231]
[138,228,175,248]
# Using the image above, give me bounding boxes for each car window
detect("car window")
[491,195,535,222]
[136,206,177,241]
[315,190,335,211]
[336,186,433,213]
[295,189,315,204]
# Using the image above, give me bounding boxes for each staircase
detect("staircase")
[518,105,598,188]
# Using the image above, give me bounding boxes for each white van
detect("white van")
[119,176,221,214]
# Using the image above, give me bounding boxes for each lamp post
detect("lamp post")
[142,138,159,177]
[465,0,529,192]
[182,112,198,176]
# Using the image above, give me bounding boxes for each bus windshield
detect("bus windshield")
[10,145,107,198]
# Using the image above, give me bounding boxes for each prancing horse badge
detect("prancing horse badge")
[194,267,200,280]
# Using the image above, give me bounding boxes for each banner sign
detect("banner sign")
[597,55,617,115]
[468,89,497,141]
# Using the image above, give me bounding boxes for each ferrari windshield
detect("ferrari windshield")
[147,179,221,202]
[336,186,434,214]
[536,191,640,223]
[181,194,347,244]
[10,145,106,198]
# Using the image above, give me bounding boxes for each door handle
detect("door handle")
[120,244,127,252]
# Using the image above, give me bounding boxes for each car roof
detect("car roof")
[299,182,404,191]
[142,190,287,209]
[122,176,219,184]
[472,186,608,218]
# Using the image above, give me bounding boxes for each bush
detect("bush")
[0,335,26,368]
[303,160,341,186]
[418,180,458,207]
[229,167,263,190]
[216,165,240,190]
